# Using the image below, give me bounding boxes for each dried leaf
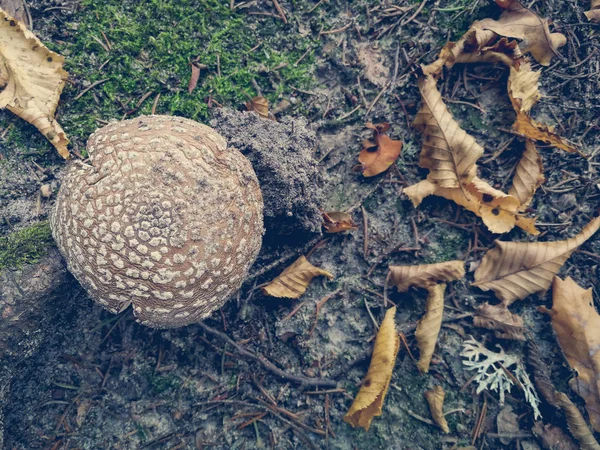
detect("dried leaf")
[344,306,399,431]
[497,405,520,445]
[358,122,402,177]
[188,63,201,94]
[527,340,559,408]
[261,256,334,299]
[416,283,446,373]
[585,0,600,22]
[555,392,600,450]
[0,0,30,27]
[412,75,483,188]
[513,112,580,155]
[532,422,579,450]
[473,0,566,66]
[540,277,600,432]
[388,260,465,291]
[246,96,270,119]
[425,385,450,433]
[0,8,70,158]
[508,62,541,115]
[473,302,526,340]
[508,141,545,209]
[472,215,600,305]
[356,43,391,87]
[322,211,358,233]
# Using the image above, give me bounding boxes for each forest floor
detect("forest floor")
[1,0,600,449]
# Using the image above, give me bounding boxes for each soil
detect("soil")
[1,0,600,449]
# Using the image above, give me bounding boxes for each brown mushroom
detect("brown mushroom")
[51,115,264,328]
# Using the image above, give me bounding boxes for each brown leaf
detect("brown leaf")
[513,112,581,155]
[555,392,600,450]
[527,340,559,408]
[540,277,600,432]
[415,283,446,373]
[0,8,69,158]
[508,62,541,115]
[261,256,334,299]
[358,122,402,177]
[508,141,545,209]
[585,0,600,22]
[473,0,566,66]
[356,43,391,88]
[188,63,201,94]
[388,260,465,292]
[472,215,600,305]
[473,302,526,340]
[497,405,520,445]
[344,306,399,431]
[0,0,30,27]
[425,385,450,433]
[246,96,270,119]
[532,422,579,450]
[412,75,483,188]
[322,211,358,233]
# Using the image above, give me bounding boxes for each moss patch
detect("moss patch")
[0,221,54,270]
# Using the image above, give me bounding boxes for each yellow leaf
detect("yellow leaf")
[555,392,600,450]
[513,112,581,155]
[540,277,600,432]
[358,122,403,177]
[0,7,70,158]
[508,62,541,114]
[473,215,600,305]
[322,211,358,233]
[261,256,334,299]
[388,260,465,292]
[585,0,600,22]
[344,306,399,431]
[416,284,446,373]
[424,385,450,433]
[508,140,545,209]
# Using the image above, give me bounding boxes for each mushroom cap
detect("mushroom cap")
[51,115,264,328]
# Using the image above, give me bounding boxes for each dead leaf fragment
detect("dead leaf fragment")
[540,277,600,432]
[532,422,579,450]
[261,256,334,299]
[416,283,446,373]
[322,211,358,233]
[246,96,270,119]
[473,302,525,340]
[497,405,520,445]
[585,0,600,22]
[425,385,450,433]
[188,63,201,94]
[389,260,465,291]
[356,43,390,88]
[472,215,600,305]
[555,392,600,450]
[513,112,580,155]
[508,141,545,209]
[0,7,69,158]
[358,122,402,177]
[344,306,399,431]
[508,62,541,115]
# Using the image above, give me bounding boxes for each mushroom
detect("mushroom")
[51,115,264,328]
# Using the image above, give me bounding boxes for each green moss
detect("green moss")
[0,221,54,270]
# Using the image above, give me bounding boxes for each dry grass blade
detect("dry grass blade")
[344,307,399,431]
[261,256,334,299]
[415,284,446,373]
[555,392,600,450]
[473,302,525,340]
[388,260,465,292]
[424,385,450,433]
[540,277,600,431]
[508,141,544,209]
[472,215,600,305]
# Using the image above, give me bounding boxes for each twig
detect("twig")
[271,0,287,23]
[151,93,160,115]
[319,22,352,36]
[198,322,337,388]
[401,0,427,25]
[74,79,109,100]
[361,205,369,258]
[309,288,343,337]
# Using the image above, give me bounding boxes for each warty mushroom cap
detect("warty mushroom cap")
[51,115,264,328]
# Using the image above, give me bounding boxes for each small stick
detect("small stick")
[319,22,352,36]
[74,78,109,100]
[151,93,160,115]
[271,0,287,23]
[361,205,369,258]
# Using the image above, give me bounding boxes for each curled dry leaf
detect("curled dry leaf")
[585,0,600,22]
[344,307,399,431]
[513,112,580,155]
[0,8,69,158]
[358,122,402,177]
[261,255,334,299]
[424,385,450,433]
[388,260,465,291]
[555,392,600,450]
[416,283,446,373]
[527,340,559,408]
[540,277,600,432]
[472,215,600,305]
[245,96,270,119]
[473,302,525,340]
[322,211,358,233]
[508,141,545,209]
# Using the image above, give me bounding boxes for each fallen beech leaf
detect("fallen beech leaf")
[473,215,600,305]
[473,302,526,340]
[322,211,358,233]
[0,8,70,158]
[585,0,600,22]
[246,96,270,119]
[261,256,334,299]
[497,405,520,445]
[555,392,600,450]
[358,122,402,177]
[513,112,581,155]
[540,277,600,432]
[344,306,399,431]
[425,385,450,433]
[416,283,446,373]
[473,0,566,66]
[508,141,544,209]
[508,62,541,115]
[412,75,483,188]
[389,260,465,291]
[188,63,201,94]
